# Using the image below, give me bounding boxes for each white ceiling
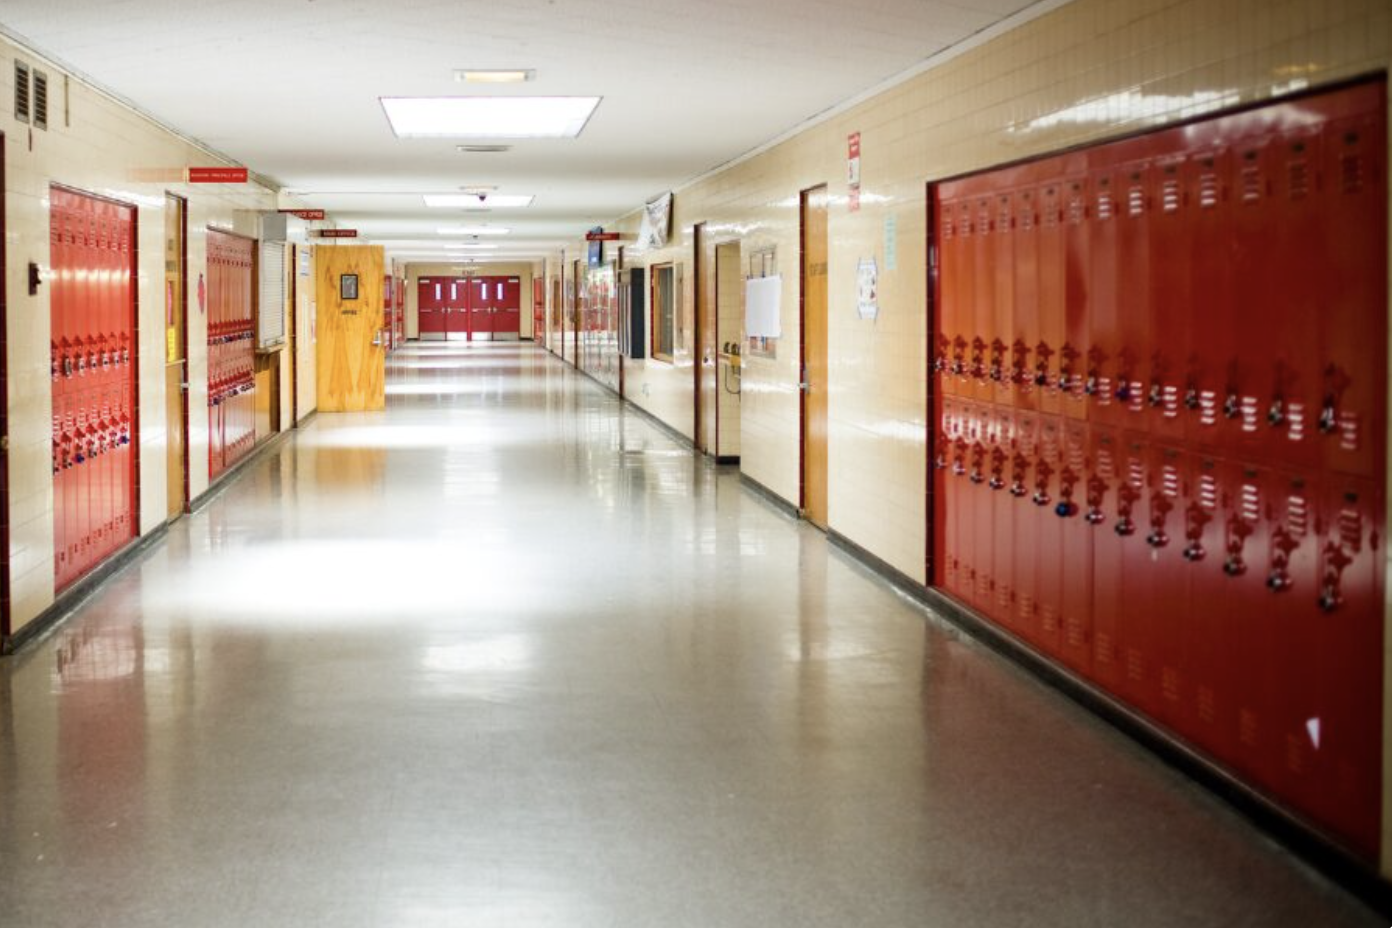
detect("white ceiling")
[1,0,1037,263]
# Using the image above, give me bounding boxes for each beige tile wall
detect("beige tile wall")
[2,36,278,633]
[544,0,1392,869]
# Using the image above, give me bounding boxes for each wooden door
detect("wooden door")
[164,193,188,519]
[316,245,386,412]
[801,186,829,527]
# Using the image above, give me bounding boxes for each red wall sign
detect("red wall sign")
[186,167,249,184]
[585,231,621,242]
[280,209,325,221]
[315,229,358,239]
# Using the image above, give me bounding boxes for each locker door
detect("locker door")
[1088,427,1126,696]
[1087,169,1123,428]
[1184,150,1233,450]
[985,405,1014,625]
[1308,475,1382,857]
[1060,174,1090,419]
[990,190,1016,408]
[1031,414,1065,655]
[1114,161,1151,425]
[1147,158,1188,444]
[1319,113,1388,480]
[1114,435,1156,715]
[968,196,994,404]
[1035,180,1066,418]
[1006,411,1036,636]
[1142,443,1187,729]
[1056,420,1092,674]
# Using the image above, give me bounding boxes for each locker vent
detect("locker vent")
[1338,508,1362,549]
[1198,474,1218,510]
[1239,483,1260,524]
[1095,189,1114,220]
[1240,159,1263,202]
[1198,172,1220,208]
[1127,185,1145,217]
[1286,494,1309,538]
[1161,179,1181,212]
[13,61,30,124]
[32,69,48,130]
[1340,149,1364,193]
[1066,192,1085,224]
[941,213,954,239]
[1287,158,1308,199]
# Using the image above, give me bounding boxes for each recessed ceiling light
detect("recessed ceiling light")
[381,97,601,139]
[445,243,499,250]
[424,194,533,208]
[455,69,535,84]
[437,226,510,236]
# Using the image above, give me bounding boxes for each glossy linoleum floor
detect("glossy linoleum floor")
[0,343,1381,927]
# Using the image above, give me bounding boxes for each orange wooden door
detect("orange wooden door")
[801,186,829,527]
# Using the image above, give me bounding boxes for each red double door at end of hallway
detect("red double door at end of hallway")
[418,276,522,340]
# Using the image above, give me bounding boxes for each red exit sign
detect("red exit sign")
[186,166,249,184]
[315,229,358,239]
[280,209,325,221]
[585,231,620,241]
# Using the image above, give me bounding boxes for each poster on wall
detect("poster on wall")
[745,275,782,338]
[856,258,878,320]
[637,192,673,249]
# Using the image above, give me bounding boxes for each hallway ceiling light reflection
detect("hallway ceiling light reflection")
[382,97,600,139]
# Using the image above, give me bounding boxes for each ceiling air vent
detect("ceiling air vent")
[14,61,30,124]
[32,69,48,130]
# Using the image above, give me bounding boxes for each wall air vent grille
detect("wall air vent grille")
[32,69,48,130]
[14,61,30,124]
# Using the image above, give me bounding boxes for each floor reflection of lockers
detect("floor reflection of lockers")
[931,80,1386,859]
[50,186,139,591]
[417,275,522,340]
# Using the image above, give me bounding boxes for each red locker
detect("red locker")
[49,187,137,590]
[1031,414,1065,655]
[1319,111,1387,480]
[1060,172,1090,417]
[1056,421,1092,674]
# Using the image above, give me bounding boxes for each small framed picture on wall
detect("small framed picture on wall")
[340,274,359,300]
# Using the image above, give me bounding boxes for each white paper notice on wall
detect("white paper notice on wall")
[857,258,879,320]
[745,275,782,338]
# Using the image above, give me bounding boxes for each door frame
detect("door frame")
[799,184,829,526]
[0,131,9,641]
[692,222,707,453]
[712,238,743,462]
[167,192,190,515]
[924,184,940,583]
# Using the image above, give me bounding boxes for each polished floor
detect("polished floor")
[0,343,1381,927]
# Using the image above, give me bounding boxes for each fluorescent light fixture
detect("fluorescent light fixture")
[424,194,533,208]
[381,97,600,139]
[455,69,535,84]
[445,244,499,250]
[438,226,510,236]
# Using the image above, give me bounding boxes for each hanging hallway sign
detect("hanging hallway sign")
[280,209,325,221]
[315,229,358,239]
[186,167,248,184]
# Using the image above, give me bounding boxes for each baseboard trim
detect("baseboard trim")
[738,473,799,520]
[190,422,298,514]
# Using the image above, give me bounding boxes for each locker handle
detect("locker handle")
[1183,384,1201,411]
[1266,526,1299,592]
[1031,461,1053,507]
[1266,396,1286,428]
[1222,392,1241,420]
